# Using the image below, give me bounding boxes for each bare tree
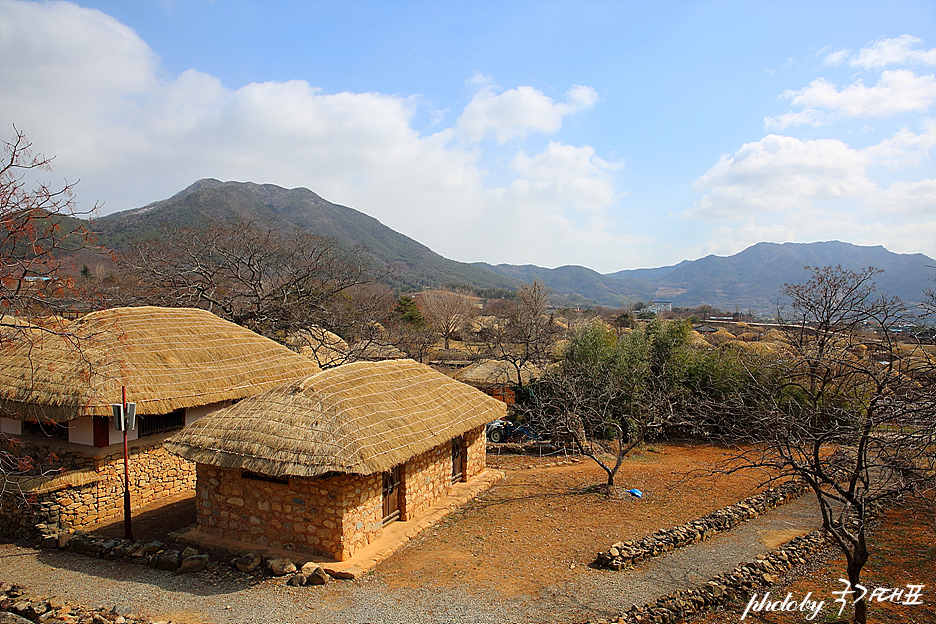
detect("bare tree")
[1,127,102,505]
[420,288,476,350]
[478,280,560,387]
[705,265,936,624]
[122,219,378,341]
[520,318,696,490]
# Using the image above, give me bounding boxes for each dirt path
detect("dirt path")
[1,444,825,623]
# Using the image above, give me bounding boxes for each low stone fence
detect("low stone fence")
[591,530,830,624]
[595,480,809,570]
[1,581,158,624]
[33,526,210,575]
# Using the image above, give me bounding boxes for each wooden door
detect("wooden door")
[382,465,402,526]
[451,436,466,483]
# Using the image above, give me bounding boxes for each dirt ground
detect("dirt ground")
[371,442,770,598]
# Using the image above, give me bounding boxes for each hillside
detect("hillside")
[90,180,935,311]
[93,179,519,292]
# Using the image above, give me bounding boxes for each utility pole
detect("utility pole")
[111,387,136,541]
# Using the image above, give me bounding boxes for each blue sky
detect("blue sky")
[1,0,934,272]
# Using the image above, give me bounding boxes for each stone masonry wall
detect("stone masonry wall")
[400,443,451,521]
[196,465,383,561]
[400,427,486,521]
[0,438,195,538]
[464,425,486,479]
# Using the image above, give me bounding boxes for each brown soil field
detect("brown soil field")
[373,442,770,598]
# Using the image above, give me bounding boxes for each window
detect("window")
[23,419,69,441]
[138,408,185,436]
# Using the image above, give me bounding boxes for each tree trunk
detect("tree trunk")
[847,554,868,623]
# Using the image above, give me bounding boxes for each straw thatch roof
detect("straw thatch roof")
[286,327,349,368]
[351,341,407,361]
[165,359,505,478]
[0,306,321,422]
[453,359,542,388]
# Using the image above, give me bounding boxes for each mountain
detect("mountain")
[91,180,935,312]
[93,179,519,292]
[606,241,935,312]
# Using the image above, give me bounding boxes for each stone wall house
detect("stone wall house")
[0,306,320,537]
[165,359,504,562]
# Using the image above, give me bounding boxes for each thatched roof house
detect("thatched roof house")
[0,306,321,536]
[454,359,541,388]
[167,359,503,477]
[1,306,321,422]
[165,359,503,560]
[453,359,541,405]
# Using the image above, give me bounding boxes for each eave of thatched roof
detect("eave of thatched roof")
[0,306,321,422]
[453,359,541,387]
[164,359,505,478]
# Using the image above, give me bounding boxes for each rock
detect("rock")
[286,573,307,586]
[180,546,200,559]
[306,566,330,585]
[233,551,262,573]
[139,540,164,555]
[156,552,181,572]
[326,565,363,580]
[0,612,33,624]
[178,554,209,574]
[267,557,297,576]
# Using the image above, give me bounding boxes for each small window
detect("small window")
[241,470,289,485]
[138,408,185,436]
[23,419,69,441]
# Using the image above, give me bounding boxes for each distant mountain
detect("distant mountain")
[91,180,935,312]
[606,241,935,312]
[93,179,519,292]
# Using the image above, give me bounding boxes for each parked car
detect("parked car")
[486,418,541,443]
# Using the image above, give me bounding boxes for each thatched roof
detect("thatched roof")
[0,306,321,422]
[286,327,349,368]
[351,341,407,361]
[453,359,542,388]
[164,359,505,478]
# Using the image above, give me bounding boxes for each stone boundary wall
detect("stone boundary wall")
[0,440,195,539]
[591,530,830,624]
[595,481,809,570]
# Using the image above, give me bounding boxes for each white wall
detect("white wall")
[0,417,22,435]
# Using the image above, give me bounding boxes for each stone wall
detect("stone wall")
[464,424,486,479]
[400,425,485,521]
[194,428,488,561]
[595,481,808,570]
[195,465,383,561]
[0,437,195,538]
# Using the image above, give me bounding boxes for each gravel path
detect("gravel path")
[1,495,822,624]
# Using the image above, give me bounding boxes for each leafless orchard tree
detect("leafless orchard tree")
[703,265,936,624]
[121,218,380,341]
[420,288,476,350]
[0,127,103,505]
[478,280,560,387]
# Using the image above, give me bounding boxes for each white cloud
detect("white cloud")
[863,119,936,169]
[0,0,628,271]
[456,81,597,144]
[784,70,936,119]
[850,34,936,69]
[866,178,936,216]
[823,48,851,66]
[688,135,874,220]
[764,109,830,130]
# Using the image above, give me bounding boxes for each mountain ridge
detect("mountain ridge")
[92,180,935,311]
